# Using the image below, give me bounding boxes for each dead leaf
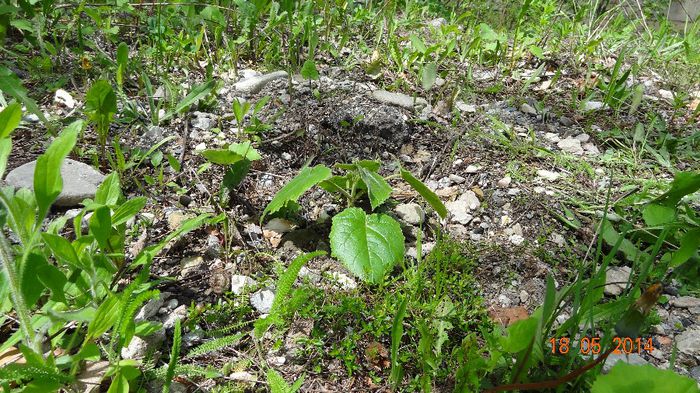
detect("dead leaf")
[0,347,23,366]
[364,341,390,370]
[689,98,699,111]
[263,229,283,248]
[471,186,484,199]
[73,361,109,393]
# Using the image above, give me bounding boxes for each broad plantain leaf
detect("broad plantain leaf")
[421,62,437,91]
[329,207,404,284]
[262,165,331,221]
[642,203,676,227]
[400,169,448,218]
[0,101,22,139]
[591,362,699,393]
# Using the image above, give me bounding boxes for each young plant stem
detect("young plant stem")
[0,231,38,352]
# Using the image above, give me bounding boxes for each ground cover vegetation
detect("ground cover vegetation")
[0,0,699,392]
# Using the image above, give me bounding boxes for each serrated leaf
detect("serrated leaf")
[591,362,699,393]
[262,165,331,221]
[421,62,437,91]
[329,208,404,284]
[358,167,391,210]
[400,169,447,218]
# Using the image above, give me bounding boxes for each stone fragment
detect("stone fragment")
[234,71,288,95]
[604,266,632,296]
[371,89,428,111]
[250,289,275,313]
[395,203,425,225]
[5,159,105,207]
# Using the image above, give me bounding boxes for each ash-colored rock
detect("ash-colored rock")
[229,371,257,382]
[135,296,164,322]
[446,191,480,225]
[4,159,105,207]
[250,289,275,313]
[191,112,217,131]
[519,103,537,115]
[395,203,425,225]
[179,256,204,277]
[559,116,574,126]
[121,328,165,359]
[231,275,257,295]
[676,328,700,356]
[604,266,632,296]
[575,133,590,143]
[583,101,604,112]
[557,137,584,155]
[602,353,648,373]
[455,101,477,113]
[371,89,428,111]
[162,305,188,329]
[537,169,560,182]
[234,70,288,95]
[670,296,700,309]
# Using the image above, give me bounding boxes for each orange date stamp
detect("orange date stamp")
[549,336,655,355]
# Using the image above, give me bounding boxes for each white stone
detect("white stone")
[162,305,188,329]
[179,256,204,277]
[250,289,275,313]
[520,103,537,115]
[658,89,674,101]
[135,297,164,322]
[497,176,512,188]
[670,296,700,309]
[575,133,590,143]
[229,371,257,382]
[583,101,604,112]
[455,101,476,113]
[231,275,257,295]
[498,294,511,307]
[446,191,480,225]
[603,353,648,373]
[509,234,525,245]
[544,133,560,143]
[263,218,295,233]
[54,89,75,109]
[465,164,480,173]
[551,233,565,247]
[121,329,165,359]
[371,89,428,111]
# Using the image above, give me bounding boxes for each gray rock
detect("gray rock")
[250,289,275,313]
[234,71,288,95]
[497,176,512,188]
[121,328,165,359]
[677,328,700,355]
[455,101,476,113]
[231,275,257,295]
[604,266,632,296]
[162,305,188,329]
[135,296,165,322]
[191,112,217,131]
[519,103,537,115]
[395,203,425,225]
[670,296,700,309]
[429,17,447,28]
[449,174,466,184]
[537,169,560,182]
[179,256,204,277]
[4,159,105,207]
[557,137,584,155]
[691,366,700,384]
[371,89,428,111]
[602,353,648,373]
[559,116,574,126]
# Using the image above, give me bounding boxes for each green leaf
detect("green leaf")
[642,203,676,226]
[358,167,391,210]
[107,372,129,393]
[0,138,11,178]
[301,59,320,80]
[200,149,244,165]
[591,362,699,393]
[0,101,22,138]
[94,172,121,206]
[529,45,543,59]
[161,80,216,122]
[36,264,67,304]
[421,62,437,91]
[87,294,120,340]
[409,34,427,53]
[653,171,700,208]
[262,165,332,221]
[89,206,112,251]
[390,296,408,388]
[329,208,404,284]
[85,80,117,124]
[162,319,181,393]
[116,42,129,87]
[41,233,83,269]
[20,253,49,308]
[500,316,537,353]
[400,169,447,218]
[111,197,147,226]
[0,67,46,123]
[33,121,81,219]
[228,141,261,161]
[222,160,252,190]
[670,229,700,267]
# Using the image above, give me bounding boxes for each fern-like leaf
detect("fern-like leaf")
[185,332,245,359]
[162,319,182,393]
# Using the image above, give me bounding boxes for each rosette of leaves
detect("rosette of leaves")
[262,160,447,284]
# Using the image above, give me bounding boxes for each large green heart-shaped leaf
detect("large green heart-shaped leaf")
[330,207,404,284]
[591,362,698,393]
